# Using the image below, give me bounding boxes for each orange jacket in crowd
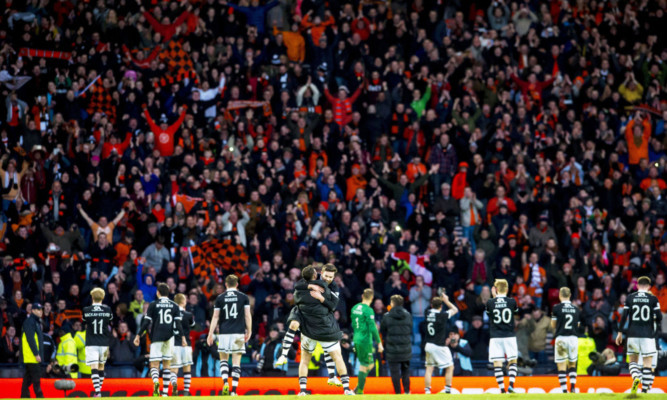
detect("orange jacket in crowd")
[300,14,335,44]
[625,117,651,165]
[346,174,367,201]
[273,26,305,62]
[650,285,667,313]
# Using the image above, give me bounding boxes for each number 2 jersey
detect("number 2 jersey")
[551,300,581,337]
[485,296,518,338]
[82,304,113,346]
[214,289,250,334]
[140,297,184,342]
[621,290,662,338]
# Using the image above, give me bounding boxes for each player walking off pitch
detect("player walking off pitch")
[82,288,113,397]
[172,293,195,396]
[207,275,252,396]
[616,276,662,394]
[551,287,581,393]
[134,283,185,397]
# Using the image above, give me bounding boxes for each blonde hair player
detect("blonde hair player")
[551,287,581,393]
[486,279,519,393]
[170,293,195,396]
[82,288,113,397]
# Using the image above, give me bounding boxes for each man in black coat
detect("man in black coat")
[380,295,413,394]
[21,303,45,398]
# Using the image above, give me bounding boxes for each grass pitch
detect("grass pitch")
[11,395,665,400]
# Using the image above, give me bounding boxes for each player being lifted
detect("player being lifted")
[615,276,662,394]
[486,279,519,393]
[551,287,581,393]
[276,264,342,386]
[350,288,384,394]
[134,283,185,397]
[293,266,353,395]
[423,292,458,394]
[82,288,113,397]
[207,275,252,396]
[171,293,195,396]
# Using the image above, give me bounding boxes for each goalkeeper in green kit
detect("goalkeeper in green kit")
[350,288,384,394]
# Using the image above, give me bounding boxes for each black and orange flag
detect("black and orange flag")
[82,76,117,123]
[189,238,248,280]
[155,41,198,88]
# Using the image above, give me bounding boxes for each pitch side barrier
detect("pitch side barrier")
[1,376,665,396]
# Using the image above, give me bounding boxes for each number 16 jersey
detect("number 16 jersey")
[214,289,250,334]
[486,296,518,338]
[622,290,661,338]
[144,297,183,342]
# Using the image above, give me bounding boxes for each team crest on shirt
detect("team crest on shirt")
[159,133,169,144]
[93,305,102,311]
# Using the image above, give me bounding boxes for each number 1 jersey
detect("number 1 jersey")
[214,289,249,334]
[485,296,518,338]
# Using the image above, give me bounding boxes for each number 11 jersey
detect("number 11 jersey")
[486,296,518,338]
[82,304,113,346]
[214,289,249,334]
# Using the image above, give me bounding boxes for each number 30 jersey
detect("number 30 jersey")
[214,289,250,334]
[486,296,518,338]
[141,297,183,342]
[551,300,581,337]
[82,304,113,346]
[621,290,661,338]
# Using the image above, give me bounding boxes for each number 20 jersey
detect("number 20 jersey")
[624,290,661,338]
[214,289,249,334]
[485,296,518,338]
[551,300,580,337]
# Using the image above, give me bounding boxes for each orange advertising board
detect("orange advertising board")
[3,376,665,397]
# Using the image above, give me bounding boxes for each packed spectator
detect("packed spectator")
[1,0,667,377]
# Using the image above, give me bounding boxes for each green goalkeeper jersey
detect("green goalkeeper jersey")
[351,302,381,344]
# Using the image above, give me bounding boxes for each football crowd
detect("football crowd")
[2,0,667,395]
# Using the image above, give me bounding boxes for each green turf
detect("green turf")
[6,395,664,400]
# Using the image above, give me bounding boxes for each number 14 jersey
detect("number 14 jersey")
[214,289,250,334]
[486,296,518,338]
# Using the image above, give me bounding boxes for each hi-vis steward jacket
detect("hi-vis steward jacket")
[74,330,91,375]
[21,314,44,364]
[56,333,78,378]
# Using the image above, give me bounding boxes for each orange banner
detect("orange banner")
[3,376,666,397]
